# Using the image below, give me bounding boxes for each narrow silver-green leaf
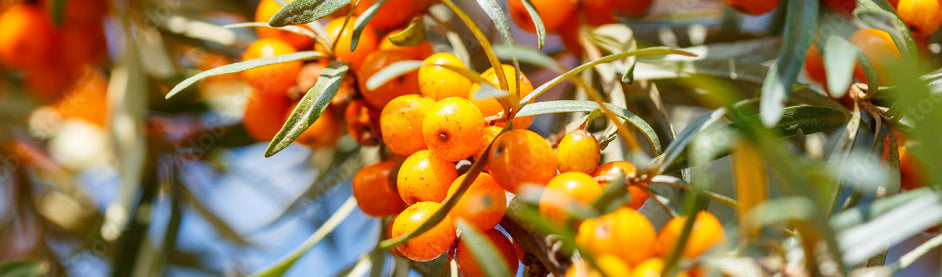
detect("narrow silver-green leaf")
[270,0,354,26]
[839,192,942,264]
[222,22,317,39]
[350,0,388,51]
[365,60,423,90]
[455,221,514,277]
[822,35,856,98]
[855,0,918,60]
[518,0,545,49]
[493,45,566,73]
[0,260,46,277]
[265,60,349,157]
[165,51,325,99]
[652,107,727,174]
[388,17,427,47]
[759,0,817,126]
[516,100,661,155]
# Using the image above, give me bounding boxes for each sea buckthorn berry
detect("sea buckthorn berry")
[422,97,486,162]
[557,130,601,174]
[488,129,557,193]
[61,21,108,68]
[53,69,110,128]
[576,207,656,265]
[320,16,378,71]
[477,126,503,158]
[654,211,726,259]
[558,19,584,56]
[723,0,780,16]
[254,0,314,50]
[352,161,407,217]
[286,103,343,149]
[357,50,420,109]
[241,38,302,98]
[824,0,856,17]
[613,0,654,17]
[454,229,520,277]
[243,92,291,142]
[446,173,506,231]
[0,3,59,70]
[24,65,79,101]
[564,255,632,277]
[344,99,383,146]
[632,258,690,277]
[379,29,433,60]
[580,0,618,26]
[354,0,418,31]
[391,201,457,261]
[539,172,603,226]
[468,64,536,129]
[883,131,927,190]
[418,53,473,100]
[381,95,435,156]
[594,161,648,210]
[803,44,828,87]
[397,149,459,204]
[849,28,902,86]
[508,0,576,33]
[896,0,942,37]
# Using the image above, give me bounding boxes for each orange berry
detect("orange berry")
[454,229,520,277]
[285,103,343,149]
[61,22,108,68]
[0,4,59,70]
[723,0,780,16]
[488,129,557,193]
[884,132,927,190]
[24,64,79,102]
[52,69,109,128]
[824,0,856,17]
[254,0,314,50]
[418,52,473,100]
[558,18,584,56]
[576,207,656,265]
[803,43,828,87]
[243,92,291,142]
[478,126,503,158]
[849,28,902,86]
[381,95,435,156]
[446,173,507,231]
[654,211,726,259]
[594,161,648,210]
[423,97,486,162]
[392,201,457,261]
[508,0,576,33]
[564,255,632,277]
[397,149,459,204]
[468,64,535,129]
[354,0,418,31]
[632,258,690,277]
[241,38,303,98]
[344,99,383,146]
[612,0,654,17]
[896,0,942,37]
[379,29,433,60]
[353,161,408,216]
[557,130,601,174]
[357,50,420,109]
[320,16,378,71]
[41,0,107,26]
[539,172,603,226]
[580,0,618,26]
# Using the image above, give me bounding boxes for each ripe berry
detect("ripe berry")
[654,211,725,259]
[344,99,383,146]
[539,172,603,226]
[52,69,110,127]
[422,97,486,162]
[0,3,59,70]
[241,38,303,98]
[357,50,420,109]
[243,92,290,142]
[454,229,520,277]
[418,52,473,100]
[391,201,457,261]
[446,173,507,231]
[824,0,856,17]
[381,95,435,156]
[613,0,654,17]
[488,129,557,193]
[580,0,618,26]
[883,131,927,190]
[254,0,314,50]
[564,254,632,277]
[632,258,691,277]
[557,129,601,174]
[803,43,828,87]
[896,0,942,37]
[379,29,433,60]
[508,0,576,33]
[397,150,459,204]
[468,64,535,129]
[723,0,780,16]
[849,28,901,86]
[477,126,503,158]
[353,161,408,217]
[593,161,649,210]
[320,16,378,71]
[576,207,656,265]
[354,0,419,31]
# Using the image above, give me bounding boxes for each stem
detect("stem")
[647,175,742,209]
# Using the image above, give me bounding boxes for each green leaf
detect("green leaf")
[839,192,942,264]
[455,221,514,277]
[222,22,317,39]
[265,60,349,157]
[269,0,353,26]
[517,0,546,49]
[0,260,46,277]
[830,188,933,231]
[744,197,818,231]
[516,100,662,155]
[493,45,566,73]
[250,197,358,277]
[821,36,856,98]
[759,0,817,126]
[476,0,515,47]
[165,51,325,99]
[365,60,423,90]
[350,0,389,51]
[767,106,848,136]
[388,17,427,47]
[652,107,728,174]
[590,171,628,214]
[855,0,918,60]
